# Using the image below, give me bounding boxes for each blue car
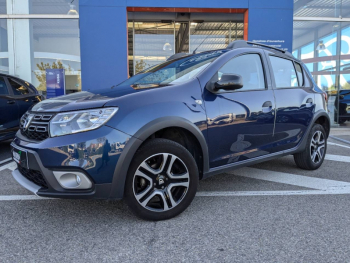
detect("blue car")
[0,74,42,141]
[11,41,329,220]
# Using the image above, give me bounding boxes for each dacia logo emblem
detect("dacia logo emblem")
[23,114,34,131]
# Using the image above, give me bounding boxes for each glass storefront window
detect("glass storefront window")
[29,0,79,15]
[133,22,175,75]
[31,19,81,95]
[0,0,5,14]
[128,22,134,77]
[189,22,242,53]
[292,49,299,59]
[340,26,350,89]
[128,20,244,74]
[0,19,8,74]
[294,0,342,18]
[293,20,350,125]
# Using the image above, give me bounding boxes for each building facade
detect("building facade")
[0,0,349,125]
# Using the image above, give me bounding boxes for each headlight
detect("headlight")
[50,107,118,137]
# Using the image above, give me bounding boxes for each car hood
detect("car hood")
[30,85,157,112]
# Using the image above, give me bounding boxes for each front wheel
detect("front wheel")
[125,139,199,221]
[294,124,327,170]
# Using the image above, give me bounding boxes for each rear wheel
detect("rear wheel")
[294,124,327,170]
[125,139,199,221]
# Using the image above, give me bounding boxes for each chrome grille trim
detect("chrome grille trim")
[20,112,55,141]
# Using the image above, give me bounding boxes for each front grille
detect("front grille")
[17,165,48,189]
[20,112,54,141]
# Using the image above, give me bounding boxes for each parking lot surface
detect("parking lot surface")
[1,128,350,262]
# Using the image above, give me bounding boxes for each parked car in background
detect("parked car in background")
[11,41,330,220]
[335,89,350,124]
[0,74,43,141]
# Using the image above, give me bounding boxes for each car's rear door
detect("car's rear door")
[265,52,315,152]
[0,76,19,140]
[204,50,276,168]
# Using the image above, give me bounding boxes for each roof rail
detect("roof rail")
[226,40,294,57]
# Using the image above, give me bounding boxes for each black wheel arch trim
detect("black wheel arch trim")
[109,116,209,199]
[294,109,330,151]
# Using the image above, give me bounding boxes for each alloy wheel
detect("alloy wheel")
[310,130,325,164]
[132,153,190,212]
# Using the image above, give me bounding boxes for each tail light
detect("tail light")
[322,92,328,102]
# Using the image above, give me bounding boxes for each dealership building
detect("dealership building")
[0,0,349,125]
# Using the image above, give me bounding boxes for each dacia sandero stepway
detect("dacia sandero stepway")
[11,41,330,220]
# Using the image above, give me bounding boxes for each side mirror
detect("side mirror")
[214,74,243,91]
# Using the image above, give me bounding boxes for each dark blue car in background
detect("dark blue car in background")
[0,74,42,142]
[11,41,330,220]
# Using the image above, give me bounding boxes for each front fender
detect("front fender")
[109,116,209,199]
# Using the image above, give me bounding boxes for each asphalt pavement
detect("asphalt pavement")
[1,128,350,262]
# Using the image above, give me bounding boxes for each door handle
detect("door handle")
[262,101,273,113]
[7,100,15,104]
[306,98,314,107]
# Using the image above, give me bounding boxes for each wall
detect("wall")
[79,0,293,91]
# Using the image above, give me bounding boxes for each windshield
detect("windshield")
[119,50,228,89]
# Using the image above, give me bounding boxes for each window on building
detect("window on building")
[270,56,298,88]
[217,54,265,91]
[0,19,8,74]
[29,0,79,15]
[0,0,5,14]
[31,19,81,96]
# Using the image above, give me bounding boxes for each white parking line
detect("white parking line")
[196,189,350,197]
[0,195,50,201]
[232,167,350,190]
[0,161,16,172]
[0,158,12,165]
[328,142,350,149]
[325,154,350,163]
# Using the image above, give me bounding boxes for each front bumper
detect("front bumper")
[11,125,132,199]
[11,142,112,199]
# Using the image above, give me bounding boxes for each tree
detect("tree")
[33,60,74,92]
[134,59,150,74]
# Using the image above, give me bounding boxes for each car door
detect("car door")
[0,76,19,139]
[6,77,40,118]
[265,53,315,152]
[204,51,276,168]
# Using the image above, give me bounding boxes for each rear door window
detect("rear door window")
[269,56,298,88]
[0,77,9,95]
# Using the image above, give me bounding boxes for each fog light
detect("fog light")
[53,171,92,190]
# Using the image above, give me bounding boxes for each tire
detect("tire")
[294,124,327,170]
[124,138,199,221]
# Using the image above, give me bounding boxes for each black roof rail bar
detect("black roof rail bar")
[227,40,292,56]
[246,41,286,53]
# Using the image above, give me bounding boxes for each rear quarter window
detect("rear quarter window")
[269,56,298,88]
